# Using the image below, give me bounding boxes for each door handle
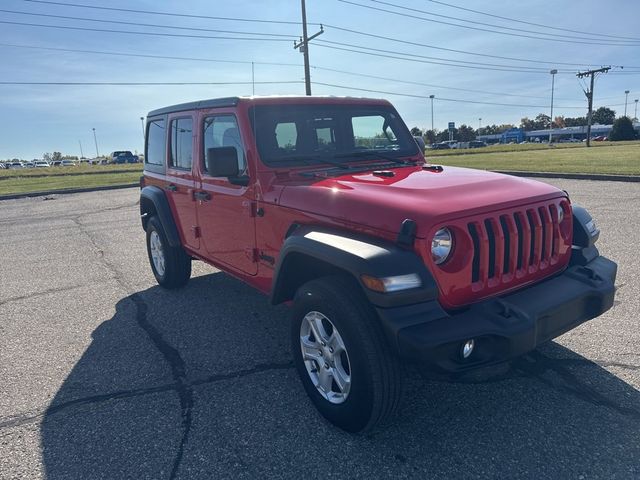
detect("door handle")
[165,184,177,192]
[193,191,211,201]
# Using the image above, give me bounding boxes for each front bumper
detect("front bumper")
[376,255,617,373]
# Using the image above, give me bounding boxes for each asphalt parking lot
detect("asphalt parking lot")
[1,179,638,479]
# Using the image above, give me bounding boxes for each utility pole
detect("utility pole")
[478,117,482,134]
[577,67,611,147]
[549,69,557,143]
[294,0,323,95]
[78,140,84,159]
[140,116,145,143]
[635,99,638,120]
[624,90,630,117]
[92,127,99,157]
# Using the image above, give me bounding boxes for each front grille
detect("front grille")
[467,203,562,288]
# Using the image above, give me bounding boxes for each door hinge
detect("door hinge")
[191,226,201,238]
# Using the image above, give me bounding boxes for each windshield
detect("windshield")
[250,104,418,167]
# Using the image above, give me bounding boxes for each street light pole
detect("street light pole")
[140,117,145,142]
[549,69,557,143]
[624,90,630,117]
[429,94,435,133]
[478,117,482,134]
[635,99,639,120]
[92,128,99,157]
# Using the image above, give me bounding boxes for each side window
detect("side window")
[145,119,165,165]
[202,115,247,175]
[169,117,193,170]
[352,115,399,150]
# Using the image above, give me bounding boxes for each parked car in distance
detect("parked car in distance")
[23,162,35,168]
[34,161,51,168]
[61,160,77,167]
[593,135,607,142]
[9,161,24,169]
[430,142,451,150]
[413,135,426,152]
[469,140,487,148]
[111,150,138,164]
[51,160,62,167]
[140,95,617,433]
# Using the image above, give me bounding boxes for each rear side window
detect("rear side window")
[146,119,165,166]
[169,117,193,170]
[203,115,247,175]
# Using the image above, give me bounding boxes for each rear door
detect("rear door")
[165,113,200,251]
[195,111,257,275]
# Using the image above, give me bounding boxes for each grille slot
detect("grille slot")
[467,202,562,288]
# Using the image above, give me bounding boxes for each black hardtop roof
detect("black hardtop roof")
[147,97,240,117]
[146,95,391,118]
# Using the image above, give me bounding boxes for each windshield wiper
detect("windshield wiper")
[333,150,413,165]
[273,154,349,169]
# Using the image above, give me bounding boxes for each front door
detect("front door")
[195,112,257,275]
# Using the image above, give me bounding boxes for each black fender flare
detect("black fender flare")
[139,185,181,247]
[270,226,439,308]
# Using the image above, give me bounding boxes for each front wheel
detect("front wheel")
[145,216,191,289]
[291,275,403,433]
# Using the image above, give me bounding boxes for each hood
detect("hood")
[277,165,565,238]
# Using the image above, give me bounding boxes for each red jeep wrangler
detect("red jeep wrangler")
[140,96,616,432]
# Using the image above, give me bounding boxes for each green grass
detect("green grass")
[0,163,142,179]
[0,171,140,195]
[429,141,640,175]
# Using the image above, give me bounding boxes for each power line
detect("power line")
[0,9,298,38]
[368,0,640,44]
[310,65,591,101]
[0,20,296,42]
[312,81,587,108]
[324,23,624,68]
[314,41,575,73]
[17,0,316,25]
[336,0,640,46]
[0,42,606,102]
[0,81,304,86]
[0,42,302,66]
[425,0,640,42]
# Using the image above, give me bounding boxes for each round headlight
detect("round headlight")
[557,204,564,223]
[431,227,453,265]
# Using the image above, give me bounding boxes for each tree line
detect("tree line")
[411,106,637,143]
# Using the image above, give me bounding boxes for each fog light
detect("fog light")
[461,339,475,359]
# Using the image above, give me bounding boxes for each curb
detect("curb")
[494,170,640,182]
[1,170,638,201]
[0,183,138,201]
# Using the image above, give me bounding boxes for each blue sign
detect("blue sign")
[448,122,455,130]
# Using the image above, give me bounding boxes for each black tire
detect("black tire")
[291,275,403,433]
[145,216,191,289]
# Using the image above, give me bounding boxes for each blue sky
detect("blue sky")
[1,0,638,159]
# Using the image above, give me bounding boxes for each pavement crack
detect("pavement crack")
[130,293,192,480]
[0,284,85,306]
[518,351,640,421]
[0,362,294,432]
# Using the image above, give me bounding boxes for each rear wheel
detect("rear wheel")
[291,275,403,433]
[145,216,191,288]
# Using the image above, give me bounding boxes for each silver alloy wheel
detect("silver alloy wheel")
[149,230,166,276]
[300,311,351,404]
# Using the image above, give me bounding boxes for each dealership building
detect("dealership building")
[477,121,640,143]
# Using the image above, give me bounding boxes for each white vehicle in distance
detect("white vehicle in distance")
[34,161,51,168]
[61,160,77,167]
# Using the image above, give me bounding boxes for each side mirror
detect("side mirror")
[206,147,239,178]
